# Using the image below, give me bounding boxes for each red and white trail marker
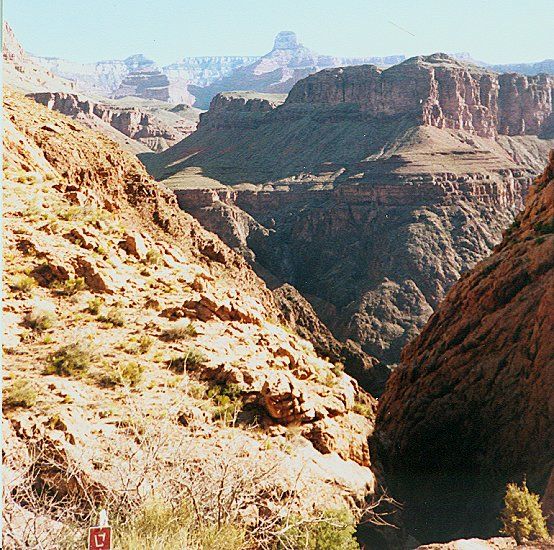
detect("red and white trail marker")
[88,510,111,550]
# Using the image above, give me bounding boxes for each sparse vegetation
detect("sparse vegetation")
[279,508,360,550]
[114,499,246,550]
[167,348,208,372]
[86,296,104,315]
[98,306,126,327]
[24,307,56,332]
[208,383,243,422]
[11,274,38,293]
[45,344,94,376]
[137,335,154,354]
[101,361,145,388]
[353,402,374,419]
[162,321,198,341]
[56,277,86,296]
[500,480,549,543]
[3,379,39,409]
[534,218,554,235]
[145,248,163,266]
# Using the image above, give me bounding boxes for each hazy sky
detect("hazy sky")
[5,0,553,66]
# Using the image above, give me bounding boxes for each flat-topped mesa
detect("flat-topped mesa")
[199,92,286,130]
[285,53,553,137]
[113,66,171,101]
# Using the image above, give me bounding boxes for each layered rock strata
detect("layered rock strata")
[375,152,554,541]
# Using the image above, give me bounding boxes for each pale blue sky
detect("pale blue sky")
[5,0,553,66]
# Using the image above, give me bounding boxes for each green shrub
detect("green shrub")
[212,395,243,422]
[11,274,37,293]
[208,383,243,422]
[86,297,104,315]
[500,480,549,543]
[101,361,144,388]
[279,508,360,550]
[162,321,197,341]
[138,335,154,354]
[114,499,245,550]
[534,218,554,235]
[24,307,56,332]
[98,307,126,327]
[145,249,163,266]
[56,277,86,296]
[353,402,374,419]
[3,379,38,408]
[167,348,207,373]
[45,344,94,376]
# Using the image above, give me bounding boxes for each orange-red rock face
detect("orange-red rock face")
[375,152,554,541]
[287,55,553,138]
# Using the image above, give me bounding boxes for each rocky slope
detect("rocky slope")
[189,31,405,108]
[2,22,77,95]
[143,55,553,372]
[27,91,200,153]
[375,152,554,542]
[3,24,200,153]
[2,89,382,548]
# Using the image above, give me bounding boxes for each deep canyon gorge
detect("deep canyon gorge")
[3,14,554,549]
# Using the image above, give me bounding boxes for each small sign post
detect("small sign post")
[88,510,111,550]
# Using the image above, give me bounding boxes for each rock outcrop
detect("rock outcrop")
[375,152,554,542]
[27,91,199,152]
[2,21,77,95]
[143,55,553,370]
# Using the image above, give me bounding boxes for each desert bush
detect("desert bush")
[353,402,374,419]
[16,171,41,185]
[24,307,56,332]
[500,480,548,543]
[55,277,86,296]
[98,306,126,327]
[3,379,38,409]
[45,344,94,376]
[86,296,104,315]
[11,274,37,293]
[279,508,359,550]
[162,321,197,341]
[207,383,243,423]
[101,361,144,388]
[114,499,245,550]
[138,335,154,354]
[167,348,207,373]
[145,249,163,266]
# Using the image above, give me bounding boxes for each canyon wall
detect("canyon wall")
[27,91,199,152]
[146,55,552,373]
[375,152,554,542]
[286,54,553,138]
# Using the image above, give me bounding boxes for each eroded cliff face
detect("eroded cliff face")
[286,54,553,138]
[375,152,554,542]
[145,55,553,372]
[26,91,199,152]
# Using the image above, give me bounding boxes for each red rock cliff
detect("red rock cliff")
[375,151,554,540]
[286,54,553,138]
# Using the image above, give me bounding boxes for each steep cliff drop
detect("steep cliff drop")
[375,152,554,543]
[143,54,553,379]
